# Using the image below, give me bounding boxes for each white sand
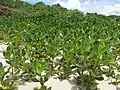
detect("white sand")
[17,78,116,90]
[0,44,118,90]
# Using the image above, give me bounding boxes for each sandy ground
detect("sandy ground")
[17,79,117,90]
[0,44,118,90]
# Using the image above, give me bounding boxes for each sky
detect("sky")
[24,0,120,16]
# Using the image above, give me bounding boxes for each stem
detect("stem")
[94,58,100,72]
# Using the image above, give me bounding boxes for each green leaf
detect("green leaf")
[95,76,104,81]
[33,60,45,74]
[64,52,72,63]
[39,86,47,90]
[3,51,11,59]
[0,62,4,74]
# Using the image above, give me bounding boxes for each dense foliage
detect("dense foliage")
[1,0,120,90]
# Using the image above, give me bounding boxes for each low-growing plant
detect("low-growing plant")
[1,1,120,90]
[0,62,20,90]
